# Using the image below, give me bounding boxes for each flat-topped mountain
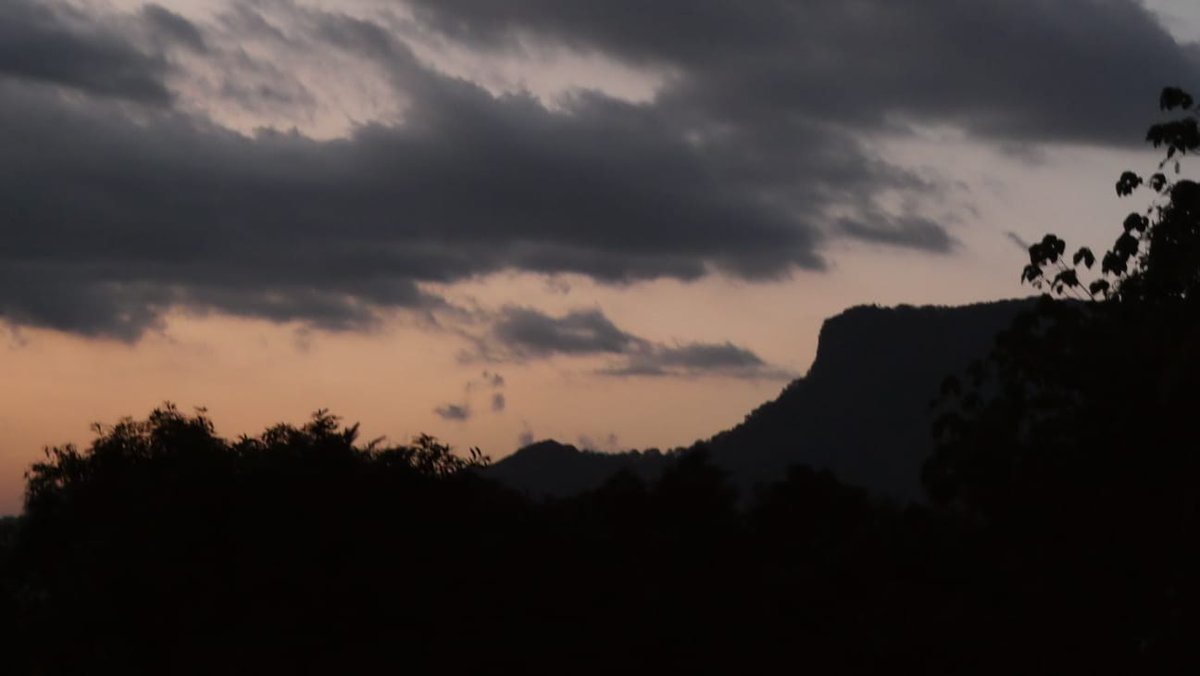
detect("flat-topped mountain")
[486,298,1035,501]
[705,298,1033,500]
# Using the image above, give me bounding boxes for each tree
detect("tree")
[1020,87,1200,303]
[923,87,1200,670]
[927,87,1200,515]
[11,405,495,673]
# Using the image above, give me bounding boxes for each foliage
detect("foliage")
[24,404,490,519]
[930,88,1200,513]
[1020,86,1200,303]
[925,88,1200,669]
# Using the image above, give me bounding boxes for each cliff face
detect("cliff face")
[706,298,1033,500]
[488,298,1035,501]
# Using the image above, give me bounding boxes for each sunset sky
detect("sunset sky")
[2,0,1199,514]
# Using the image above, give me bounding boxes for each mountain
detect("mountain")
[705,299,1033,501]
[482,440,670,498]
[486,298,1035,501]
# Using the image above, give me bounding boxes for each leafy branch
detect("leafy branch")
[1021,87,1199,302]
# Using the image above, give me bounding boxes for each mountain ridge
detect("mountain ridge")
[486,297,1036,501]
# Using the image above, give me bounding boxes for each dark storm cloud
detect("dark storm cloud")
[407,0,1200,145]
[0,1,934,338]
[0,66,826,337]
[486,306,788,379]
[0,1,858,338]
[0,0,171,104]
[2,0,1197,339]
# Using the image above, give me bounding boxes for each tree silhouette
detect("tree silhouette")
[925,87,1200,670]
[1020,87,1200,302]
[11,404,503,674]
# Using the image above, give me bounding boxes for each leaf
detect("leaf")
[1151,173,1168,192]
[1123,213,1149,233]
[1160,86,1194,111]
[1116,171,1143,196]
[1072,247,1095,269]
[1035,234,1066,263]
[1089,279,1110,296]
[1114,232,1140,259]
[1053,269,1079,288]
[1146,119,1200,154]
[1102,250,1128,276]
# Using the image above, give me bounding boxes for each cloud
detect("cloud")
[0,0,171,104]
[2,1,1197,339]
[838,215,957,253]
[517,425,535,448]
[407,0,1199,145]
[437,371,506,423]
[142,4,208,53]
[484,306,790,379]
[434,403,471,421]
[492,307,638,357]
[0,1,938,339]
[1005,231,1032,252]
[602,342,773,378]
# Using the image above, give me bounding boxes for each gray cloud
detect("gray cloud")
[838,216,957,253]
[408,0,1200,145]
[0,0,171,104]
[492,308,639,357]
[604,342,772,378]
[2,1,1196,339]
[485,306,790,379]
[142,4,208,53]
[437,371,506,423]
[1005,231,1032,252]
[0,26,832,337]
[434,403,471,421]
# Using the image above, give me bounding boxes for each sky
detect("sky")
[1,0,1199,514]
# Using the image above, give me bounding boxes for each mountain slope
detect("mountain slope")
[487,298,1034,501]
[705,299,1033,500]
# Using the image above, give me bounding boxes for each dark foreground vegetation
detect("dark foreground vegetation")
[3,89,1200,674]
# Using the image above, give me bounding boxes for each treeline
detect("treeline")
[0,400,1193,674]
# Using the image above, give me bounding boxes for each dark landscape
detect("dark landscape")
[5,90,1200,665]
[4,1,1200,673]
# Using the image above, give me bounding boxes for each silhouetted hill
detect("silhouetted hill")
[489,298,1035,501]
[707,298,1034,500]
[484,440,671,498]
